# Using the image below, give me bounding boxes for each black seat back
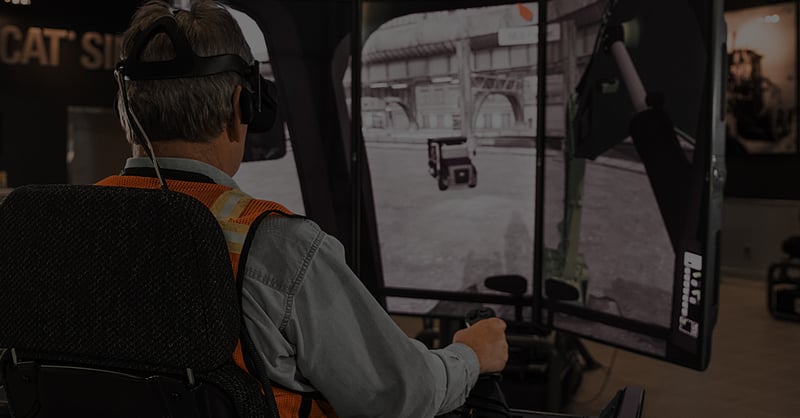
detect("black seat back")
[0,184,266,418]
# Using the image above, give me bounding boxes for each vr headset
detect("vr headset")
[115,13,278,133]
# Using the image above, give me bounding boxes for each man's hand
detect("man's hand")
[452,318,508,374]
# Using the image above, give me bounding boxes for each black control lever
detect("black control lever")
[458,307,512,418]
[465,307,504,381]
[465,307,497,327]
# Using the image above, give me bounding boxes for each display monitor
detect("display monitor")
[358,0,725,371]
[540,0,725,370]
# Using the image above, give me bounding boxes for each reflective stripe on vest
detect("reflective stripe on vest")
[96,175,335,418]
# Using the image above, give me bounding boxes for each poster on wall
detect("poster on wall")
[725,1,798,155]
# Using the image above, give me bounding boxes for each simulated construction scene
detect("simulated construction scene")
[308,0,720,367]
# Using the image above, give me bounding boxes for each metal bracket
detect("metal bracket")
[185,368,195,387]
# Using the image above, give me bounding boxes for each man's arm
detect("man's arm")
[241,217,490,416]
[291,232,479,416]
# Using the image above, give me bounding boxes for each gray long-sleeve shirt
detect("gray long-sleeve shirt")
[124,158,480,417]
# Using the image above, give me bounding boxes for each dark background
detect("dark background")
[0,0,143,186]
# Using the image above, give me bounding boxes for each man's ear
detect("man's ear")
[228,85,246,143]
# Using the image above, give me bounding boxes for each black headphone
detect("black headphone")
[115,13,278,133]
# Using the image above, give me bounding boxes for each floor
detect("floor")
[563,276,800,418]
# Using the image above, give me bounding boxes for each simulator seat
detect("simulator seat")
[0,185,277,418]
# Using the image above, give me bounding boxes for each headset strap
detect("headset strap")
[118,15,257,83]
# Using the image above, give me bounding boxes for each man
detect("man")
[100,1,508,416]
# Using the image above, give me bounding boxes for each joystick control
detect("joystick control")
[457,307,511,418]
[465,307,497,326]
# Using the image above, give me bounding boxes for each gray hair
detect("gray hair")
[116,0,254,144]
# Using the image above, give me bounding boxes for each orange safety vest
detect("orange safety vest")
[97,175,336,418]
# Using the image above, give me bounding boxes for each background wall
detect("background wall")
[720,198,800,279]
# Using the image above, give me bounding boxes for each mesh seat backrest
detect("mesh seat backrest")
[0,184,239,374]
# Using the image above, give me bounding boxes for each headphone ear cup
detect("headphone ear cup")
[239,87,254,125]
[260,78,278,130]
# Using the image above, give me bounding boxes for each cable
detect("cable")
[571,347,617,405]
[570,294,624,405]
[114,67,169,191]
